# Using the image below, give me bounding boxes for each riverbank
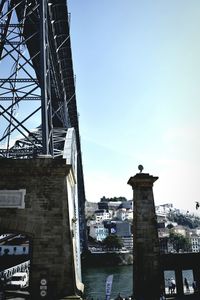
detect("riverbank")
[82,251,133,267]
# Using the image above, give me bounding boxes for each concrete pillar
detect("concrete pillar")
[128,170,161,300]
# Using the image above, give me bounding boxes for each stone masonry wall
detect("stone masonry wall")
[0,158,76,299]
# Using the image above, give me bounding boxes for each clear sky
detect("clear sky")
[67,0,200,214]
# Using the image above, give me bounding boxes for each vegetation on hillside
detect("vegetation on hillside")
[102,234,123,249]
[100,196,127,202]
[167,211,200,229]
[168,232,191,253]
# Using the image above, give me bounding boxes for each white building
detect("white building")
[89,224,109,242]
[121,235,133,250]
[115,208,133,221]
[115,208,127,221]
[194,227,200,236]
[155,203,173,216]
[94,209,111,223]
[115,201,133,221]
[189,233,200,252]
[165,221,178,228]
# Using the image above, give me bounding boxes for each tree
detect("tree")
[166,223,174,229]
[167,211,200,229]
[102,235,123,250]
[100,196,127,202]
[86,215,95,221]
[169,232,191,253]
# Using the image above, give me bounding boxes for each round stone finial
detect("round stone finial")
[138,164,144,173]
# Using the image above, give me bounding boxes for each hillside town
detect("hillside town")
[85,197,200,254]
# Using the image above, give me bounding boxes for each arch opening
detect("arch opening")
[0,231,32,299]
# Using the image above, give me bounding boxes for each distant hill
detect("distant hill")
[167,211,200,229]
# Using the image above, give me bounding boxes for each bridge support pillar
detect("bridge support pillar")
[175,268,184,296]
[193,267,200,296]
[0,158,83,300]
[128,171,161,300]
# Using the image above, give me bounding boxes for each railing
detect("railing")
[0,260,30,280]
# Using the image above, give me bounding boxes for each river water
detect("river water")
[82,265,133,300]
[82,265,194,299]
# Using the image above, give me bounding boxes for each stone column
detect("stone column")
[175,268,184,296]
[128,170,161,300]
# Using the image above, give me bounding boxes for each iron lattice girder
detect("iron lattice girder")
[0,79,39,83]
[0,127,68,158]
[0,97,41,100]
[0,0,43,156]
[0,0,81,158]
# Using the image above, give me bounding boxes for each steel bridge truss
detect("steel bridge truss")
[0,0,78,158]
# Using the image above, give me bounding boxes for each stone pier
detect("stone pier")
[128,169,161,300]
[0,158,83,299]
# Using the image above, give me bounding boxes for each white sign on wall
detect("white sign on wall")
[0,189,26,209]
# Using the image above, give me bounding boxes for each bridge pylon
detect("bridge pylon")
[128,170,161,300]
[0,1,86,299]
